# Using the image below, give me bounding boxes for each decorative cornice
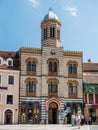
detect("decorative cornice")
[41,19,61,27]
[64,50,82,57]
[20,47,42,54]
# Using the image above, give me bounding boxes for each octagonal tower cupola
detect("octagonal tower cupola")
[41,9,61,48]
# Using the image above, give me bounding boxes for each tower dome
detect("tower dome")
[41,9,61,48]
[43,8,59,21]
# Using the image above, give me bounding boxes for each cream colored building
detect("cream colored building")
[19,9,83,124]
[0,51,20,124]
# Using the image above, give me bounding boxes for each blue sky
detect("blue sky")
[0,0,98,62]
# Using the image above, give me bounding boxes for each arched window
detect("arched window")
[73,85,77,94]
[54,62,57,72]
[27,61,31,71]
[26,81,31,92]
[73,64,77,74]
[26,58,38,75]
[68,64,72,74]
[69,83,73,94]
[26,79,37,97]
[67,61,78,77]
[32,81,36,92]
[32,61,36,72]
[49,62,52,72]
[48,59,58,75]
[48,80,58,97]
[48,82,52,92]
[53,82,57,93]
[68,83,77,98]
[44,28,47,39]
[50,27,55,38]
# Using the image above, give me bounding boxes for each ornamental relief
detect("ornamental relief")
[25,58,38,63]
[67,80,79,86]
[25,78,38,84]
[67,60,78,66]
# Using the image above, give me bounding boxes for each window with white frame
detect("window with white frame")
[0,56,3,65]
[0,75,1,84]
[8,75,14,85]
[0,94,1,103]
[8,60,13,66]
[7,58,13,67]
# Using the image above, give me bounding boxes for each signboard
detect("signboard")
[0,86,8,90]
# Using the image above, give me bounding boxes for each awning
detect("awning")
[92,105,98,109]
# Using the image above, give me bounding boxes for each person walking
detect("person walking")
[88,116,92,125]
[77,114,81,129]
[71,114,75,126]
[81,114,84,125]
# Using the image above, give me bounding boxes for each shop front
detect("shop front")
[63,102,83,124]
[20,101,40,124]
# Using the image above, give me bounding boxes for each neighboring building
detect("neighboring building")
[0,51,20,124]
[19,9,83,124]
[83,60,98,123]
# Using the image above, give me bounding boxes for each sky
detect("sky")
[0,0,98,62]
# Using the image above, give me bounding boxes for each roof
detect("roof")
[0,50,20,70]
[43,9,59,21]
[83,62,98,72]
[0,50,16,59]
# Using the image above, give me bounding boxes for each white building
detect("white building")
[0,51,20,124]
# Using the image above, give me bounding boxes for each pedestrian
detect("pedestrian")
[77,114,81,129]
[81,114,84,125]
[71,114,75,126]
[88,116,92,125]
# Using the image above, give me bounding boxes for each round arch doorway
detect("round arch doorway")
[5,109,13,124]
[48,102,58,124]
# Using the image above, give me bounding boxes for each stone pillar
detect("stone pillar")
[87,94,89,104]
[93,94,95,104]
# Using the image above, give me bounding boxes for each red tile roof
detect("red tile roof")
[0,50,19,70]
[83,62,98,72]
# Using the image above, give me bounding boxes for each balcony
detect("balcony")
[69,94,77,98]
[26,92,36,97]
[48,92,58,98]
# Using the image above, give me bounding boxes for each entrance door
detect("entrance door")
[48,102,58,124]
[5,110,12,124]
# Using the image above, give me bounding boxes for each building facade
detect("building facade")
[0,51,20,124]
[19,10,83,124]
[83,61,98,123]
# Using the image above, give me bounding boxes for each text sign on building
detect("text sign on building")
[0,86,8,90]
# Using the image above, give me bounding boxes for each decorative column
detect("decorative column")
[87,94,89,104]
[58,107,61,124]
[93,94,95,104]
[46,108,48,124]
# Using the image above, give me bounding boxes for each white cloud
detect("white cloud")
[28,0,40,8]
[63,6,78,17]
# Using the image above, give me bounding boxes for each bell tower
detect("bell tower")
[41,9,61,48]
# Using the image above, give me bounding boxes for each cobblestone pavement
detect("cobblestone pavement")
[0,125,97,130]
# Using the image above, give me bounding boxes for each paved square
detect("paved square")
[0,124,94,130]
